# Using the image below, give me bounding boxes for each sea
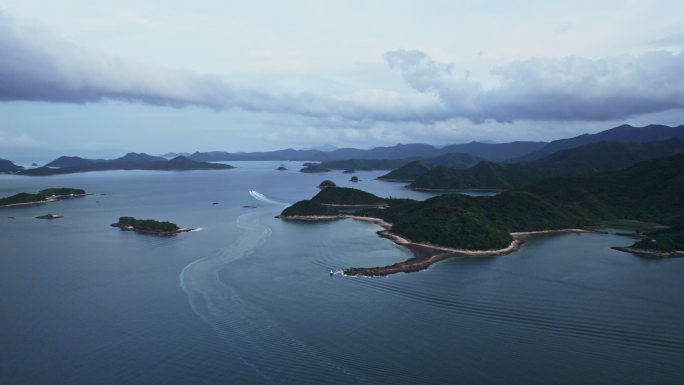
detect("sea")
[1,161,683,384]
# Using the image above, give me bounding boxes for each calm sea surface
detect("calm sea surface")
[1,161,683,384]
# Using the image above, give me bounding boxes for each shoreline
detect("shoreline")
[277,214,598,276]
[612,246,684,258]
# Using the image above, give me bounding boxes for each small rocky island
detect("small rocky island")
[277,165,287,171]
[0,188,86,208]
[350,176,359,182]
[111,216,194,235]
[36,214,64,220]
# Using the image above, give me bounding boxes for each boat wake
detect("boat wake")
[179,192,362,383]
[248,190,289,206]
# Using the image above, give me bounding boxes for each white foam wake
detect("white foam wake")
[248,190,289,206]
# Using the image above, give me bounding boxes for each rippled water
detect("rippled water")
[1,162,683,384]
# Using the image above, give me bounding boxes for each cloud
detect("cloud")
[384,48,684,123]
[1,10,684,125]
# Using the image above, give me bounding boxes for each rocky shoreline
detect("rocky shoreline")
[110,223,194,236]
[277,214,598,276]
[612,246,684,258]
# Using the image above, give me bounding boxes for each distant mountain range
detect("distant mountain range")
[176,124,684,164]
[319,153,484,172]
[407,139,684,190]
[2,123,683,176]
[186,141,546,163]
[20,153,233,176]
[161,152,192,158]
[513,124,684,162]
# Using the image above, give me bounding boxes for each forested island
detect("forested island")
[279,152,684,275]
[0,188,86,207]
[300,164,331,173]
[111,216,194,235]
[19,154,233,176]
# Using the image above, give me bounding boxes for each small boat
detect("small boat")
[243,205,258,208]
[212,202,220,205]
[329,270,334,276]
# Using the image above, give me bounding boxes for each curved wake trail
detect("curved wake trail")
[180,192,363,384]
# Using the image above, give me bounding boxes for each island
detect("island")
[111,216,194,235]
[36,214,64,220]
[277,165,288,171]
[278,152,684,275]
[350,176,359,182]
[0,188,86,208]
[19,154,234,176]
[318,180,337,188]
[300,164,331,173]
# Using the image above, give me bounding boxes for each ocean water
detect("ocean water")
[1,162,683,384]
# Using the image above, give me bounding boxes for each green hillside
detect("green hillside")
[281,153,684,252]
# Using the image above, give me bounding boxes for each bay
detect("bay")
[1,161,683,384]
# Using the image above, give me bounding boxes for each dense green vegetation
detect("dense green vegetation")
[380,161,434,181]
[0,187,86,206]
[280,200,340,216]
[410,163,540,190]
[281,152,684,252]
[632,226,684,252]
[0,192,46,206]
[310,187,387,205]
[362,192,591,249]
[299,164,331,173]
[20,156,233,176]
[318,180,337,188]
[116,216,179,232]
[281,187,387,216]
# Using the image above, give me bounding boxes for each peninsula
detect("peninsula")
[111,216,194,235]
[279,152,684,275]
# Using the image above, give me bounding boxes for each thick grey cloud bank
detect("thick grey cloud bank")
[1,11,684,124]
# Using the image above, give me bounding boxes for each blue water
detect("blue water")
[1,162,683,384]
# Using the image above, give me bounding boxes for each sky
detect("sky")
[1,0,684,158]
